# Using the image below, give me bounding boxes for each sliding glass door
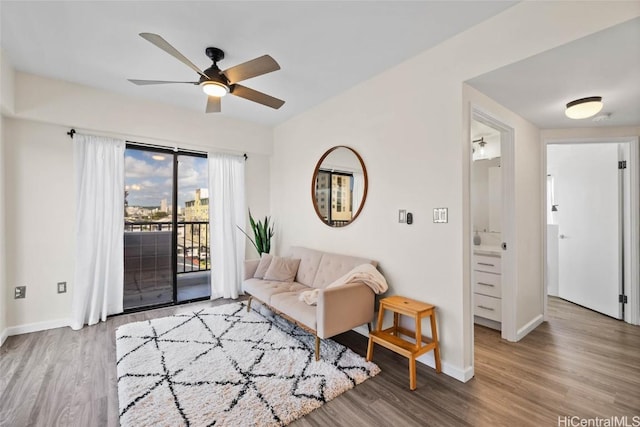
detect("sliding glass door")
[123,146,210,311]
[176,154,210,303]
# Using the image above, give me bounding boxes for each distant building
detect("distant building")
[184,189,209,222]
[183,189,210,257]
[314,171,352,223]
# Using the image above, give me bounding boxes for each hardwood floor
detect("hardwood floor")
[1,297,638,426]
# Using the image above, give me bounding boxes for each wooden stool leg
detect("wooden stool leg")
[315,336,321,361]
[409,356,417,390]
[247,296,252,312]
[376,304,385,332]
[429,310,442,373]
[415,313,422,351]
[393,312,399,335]
[368,304,385,362]
[366,337,374,362]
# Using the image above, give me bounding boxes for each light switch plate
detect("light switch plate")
[57,282,67,293]
[398,209,406,223]
[433,207,448,223]
[15,286,26,299]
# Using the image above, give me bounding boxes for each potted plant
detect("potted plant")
[238,209,274,255]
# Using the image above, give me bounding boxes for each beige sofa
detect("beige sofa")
[243,246,379,360]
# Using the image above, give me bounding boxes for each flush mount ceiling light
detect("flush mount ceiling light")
[201,81,229,97]
[565,96,603,119]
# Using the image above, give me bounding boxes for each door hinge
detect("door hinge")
[618,160,627,169]
[619,294,628,304]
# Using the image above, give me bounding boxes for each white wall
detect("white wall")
[4,119,75,328]
[472,157,500,233]
[2,72,273,332]
[0,49,14,344]
[272,1,636,380]
[541,127,640,141]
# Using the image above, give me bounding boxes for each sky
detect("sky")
[124,148,208,209]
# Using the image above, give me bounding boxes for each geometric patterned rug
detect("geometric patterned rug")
[115,302,380,426]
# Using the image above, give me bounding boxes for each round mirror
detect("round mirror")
[311,146,368,227]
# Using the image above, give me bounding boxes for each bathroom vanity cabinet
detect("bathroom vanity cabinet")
[473,251,502,330]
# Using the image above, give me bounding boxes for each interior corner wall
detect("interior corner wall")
[0,49,14,344]
[4,73,273,331]
[1,49,16,115]
[0,115,7,344]
[271,1,636,381]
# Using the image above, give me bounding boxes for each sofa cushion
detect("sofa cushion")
[289,247,324,287]
[311,253,376,288]
[269,291,317,331]
[263,256,301,282]
[243,278,307,304]
[253,253,273,279]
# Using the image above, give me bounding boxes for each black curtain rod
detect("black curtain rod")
[66,128,247,160]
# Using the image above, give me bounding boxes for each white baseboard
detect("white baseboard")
[5,318,71,337]
[352,325,473,383]
[516,314,544,341]
[0,328,8,347]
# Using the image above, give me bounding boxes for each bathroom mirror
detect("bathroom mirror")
[311,146,368,227]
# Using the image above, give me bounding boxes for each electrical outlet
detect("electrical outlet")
[57,282,67,293]
[15,286,26,299]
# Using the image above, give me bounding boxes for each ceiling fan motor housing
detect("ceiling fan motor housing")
[205,47,225,63]
[201,47,230,88]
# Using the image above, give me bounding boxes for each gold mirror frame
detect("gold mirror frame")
[311,146,368,227]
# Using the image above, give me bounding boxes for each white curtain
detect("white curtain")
[208,153,246,299]
[352,171,365,214]
[71,134,125,330]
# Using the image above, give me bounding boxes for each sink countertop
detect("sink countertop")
[473,245,502,256]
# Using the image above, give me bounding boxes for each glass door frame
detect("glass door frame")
[123,142,210,313]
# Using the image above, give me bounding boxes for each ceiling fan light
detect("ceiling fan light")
[201,81,228,97]
[565,96,603,119]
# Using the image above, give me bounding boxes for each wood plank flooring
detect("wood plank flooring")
[1,297,639,426]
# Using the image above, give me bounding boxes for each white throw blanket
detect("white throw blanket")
[299,263,388,305]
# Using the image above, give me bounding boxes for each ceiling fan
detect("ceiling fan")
[128,33,285,113]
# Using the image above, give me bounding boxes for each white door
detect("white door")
[547,143,621,319]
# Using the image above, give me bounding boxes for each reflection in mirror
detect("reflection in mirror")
[312,146,368,227]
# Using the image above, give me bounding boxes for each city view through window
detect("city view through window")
[123,147,210,310]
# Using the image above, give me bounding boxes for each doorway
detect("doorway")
[545,138,640,324]
[470,107,517,342]
[123,145,211,311]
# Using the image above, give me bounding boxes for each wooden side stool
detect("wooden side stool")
[366,295,441,390]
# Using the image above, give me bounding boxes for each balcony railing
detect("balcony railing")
[124,221,210,273]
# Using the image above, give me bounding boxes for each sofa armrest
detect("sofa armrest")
[244,259,260,280]
[317,282,375,339]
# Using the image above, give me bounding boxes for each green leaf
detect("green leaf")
[238,209,275,255]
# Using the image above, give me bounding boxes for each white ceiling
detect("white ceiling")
[0,1,516,127]
[467,17,640,129]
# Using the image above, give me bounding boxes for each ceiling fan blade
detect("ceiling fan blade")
[231,84,285,109]
[223,55,280,84]
[129,79,199,85]
[206,96,221,113]
[139,33,208,79]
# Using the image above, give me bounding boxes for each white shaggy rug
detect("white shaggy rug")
[115,302,380,426]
